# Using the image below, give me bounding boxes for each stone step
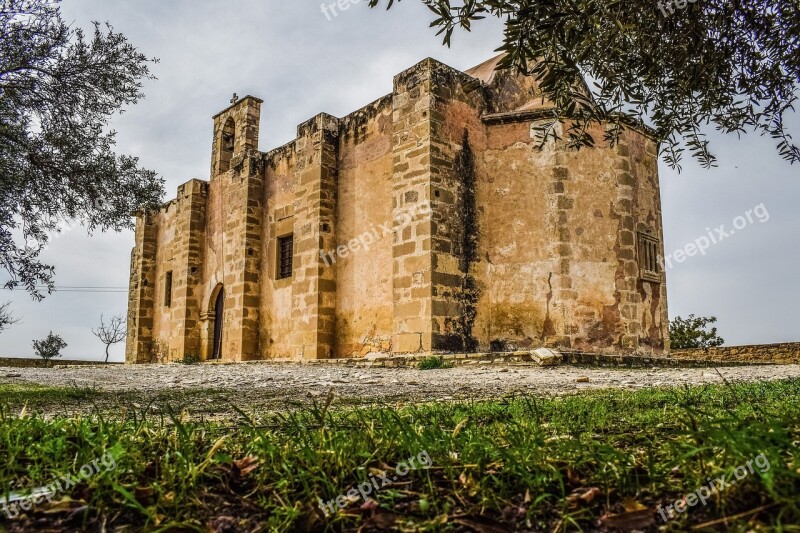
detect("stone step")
[214,350,775,369]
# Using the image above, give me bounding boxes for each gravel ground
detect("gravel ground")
[3,362,800,409]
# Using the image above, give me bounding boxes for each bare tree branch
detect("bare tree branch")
[92,314,126,363]
[0,301,20,334]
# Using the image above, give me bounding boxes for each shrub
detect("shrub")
[669,315,725,349]
[33,332,67,366]
[417,356,454,370]
[177,354,200,365]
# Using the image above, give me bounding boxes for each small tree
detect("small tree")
[33,332,67,366]
[92,314,127,363]
[669,315,725,349]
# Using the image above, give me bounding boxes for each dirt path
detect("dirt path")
[3,362,799,415]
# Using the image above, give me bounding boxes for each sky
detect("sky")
[0,0,798,361]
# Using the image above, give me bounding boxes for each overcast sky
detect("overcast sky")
[1,0,797,361]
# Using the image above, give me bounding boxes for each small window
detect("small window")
[164,271,173,307]
[277,234,293,280]
[637,231,662,283]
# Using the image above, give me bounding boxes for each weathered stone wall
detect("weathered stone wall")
[625,128,670,352]
[432,56,668,355]
[261,142,297,359]
[288,113,340,360]
[390,61,436,353]
[334,96,395,356]
[470,119,667,354]
[200,97,265,362]
[150,199,178,358]
[428,61,488,352]
[126,211,158,363]
[170,180,207,359]
[201,170,227,356]
[672,343,800,364]
[258,100,397,360]
[221,160,264,361]
[0,358,124,367]
[471,117,556,351]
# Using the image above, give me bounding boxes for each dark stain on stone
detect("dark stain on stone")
[444,129,480,352]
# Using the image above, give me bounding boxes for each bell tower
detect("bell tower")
[210,94,263,177]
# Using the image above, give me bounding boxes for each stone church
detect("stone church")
[125,55,669,364]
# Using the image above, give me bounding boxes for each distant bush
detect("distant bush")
[670,315,725,349]
[417,356,454,370]
[177,354,200,365]
[33,332,67,366]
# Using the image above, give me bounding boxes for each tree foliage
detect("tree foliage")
[0,0,164,298]
[669,314,724,349]
[92,313,126,363]
[368,0,799,170]
[33,330,66,363]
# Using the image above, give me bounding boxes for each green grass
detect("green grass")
[417,356,454,370]
[0,383,105,408]
[0,384,245,419]
[0,380,799,531]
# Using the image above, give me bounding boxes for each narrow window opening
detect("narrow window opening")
[164,271,173,307]
[211,287,224,360]
[637,231,662,283]
[218,117,235,173]
[277,234,293,280]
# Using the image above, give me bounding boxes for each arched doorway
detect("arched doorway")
[211,286,224,360]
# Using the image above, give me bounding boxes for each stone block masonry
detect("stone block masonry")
[672,343,800,365]
[126,211,158,363]
[291,114,340,359]
[390,60,436,353]
[126,54,670,363]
